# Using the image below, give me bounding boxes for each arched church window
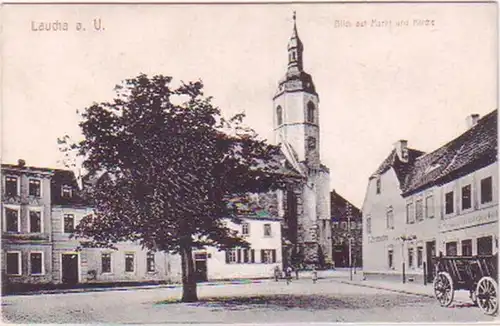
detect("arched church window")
[307,101,315,123]
[307,136,316,150]
[292,51,296,60]
[276,106,283,126]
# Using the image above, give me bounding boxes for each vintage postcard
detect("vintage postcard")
[1,1,498,324]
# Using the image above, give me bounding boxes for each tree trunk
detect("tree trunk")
[180,241,198,302]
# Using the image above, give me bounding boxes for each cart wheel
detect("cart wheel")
[476,276,498,316]
[433,271,454,307]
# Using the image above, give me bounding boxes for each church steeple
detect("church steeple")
[287,11,304,72]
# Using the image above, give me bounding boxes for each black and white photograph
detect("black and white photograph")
[1,2,498,324]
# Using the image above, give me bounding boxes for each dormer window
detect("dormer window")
[61,185,73,198]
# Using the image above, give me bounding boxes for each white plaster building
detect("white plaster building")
[193,217,282,281]
[362,110,498,283]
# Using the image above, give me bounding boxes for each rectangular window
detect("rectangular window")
[29,210,42,233]
[481,177,493,204]
[366,217,372,234]
[477,236,493,255]
[415,199,424,222]
[332,221,339,228]
[5,176,18,196]
[461,184,472,210]
[63,214,75,233]
[408,248,414,268]
[350,221,356,230]
[263,224,272,237]
[406,203,415,224]
[445,191,454,215]
[425,195,434,218]
[29,179,41,197]
[5,207,20,232]
[125,253,135,272]
[260,249,276,264]
[461,239,473,256]
[340,221,347,229]
[101,253,111,273]
[242,223,250,236]
[417,247,423,268]
[388,249,393,269]
[386,209,394,229]
[376,177,381,194]
[446,241,458,256]
[146,252,155,272]
[6,252,21,275]
[30,252,43,275]
[225,249,237,264]
[61,185,73,198]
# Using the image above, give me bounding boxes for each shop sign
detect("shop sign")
[440,209,498,232]
[368,235,388,243]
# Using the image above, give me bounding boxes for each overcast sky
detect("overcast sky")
[2,3,497,207]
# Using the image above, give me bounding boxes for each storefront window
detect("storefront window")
[477,236,493,255]
[461,239,473,256]
[446,242,458,256]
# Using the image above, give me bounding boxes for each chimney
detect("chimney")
[394,140,409,163]
[17,159,26,167]
[466,114,480,129]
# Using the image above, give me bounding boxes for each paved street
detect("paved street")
[2,277,496,324]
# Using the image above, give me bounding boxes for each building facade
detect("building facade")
[330,190,362,268]
[193,217,282,281]
[362,111,498,282]
[271,14,332,267]
[1,162,182,290]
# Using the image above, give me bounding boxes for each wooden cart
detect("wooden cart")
[433,254,498,315]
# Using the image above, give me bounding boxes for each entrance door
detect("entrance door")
[194,252,208,282]
[425,241,436,283]
[62,254,79,284]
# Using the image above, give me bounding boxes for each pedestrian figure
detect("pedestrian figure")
[274,266,280,282]
[295,266,299,280]
[286,266,293,285]
[312,266,318,284]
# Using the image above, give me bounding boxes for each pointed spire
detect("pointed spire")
[288,11,303,72]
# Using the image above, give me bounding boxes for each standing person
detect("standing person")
[312,266,318,284]
[274,266,280,282]
[295,265,299,280]
[286,266,293,285]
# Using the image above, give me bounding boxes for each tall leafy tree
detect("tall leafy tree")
[63,74,294,302]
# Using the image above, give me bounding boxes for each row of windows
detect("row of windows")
[241,223,274,238]
[4,175,73,198]
[275,101,316,126]
[5,252,44,276]
[386,236,493,270]
[443,177,493,216]
[406,194,435,224]
[225,248,277,264]
[332,221,362,230]
[101,252,156,273]
[3,208,76,234]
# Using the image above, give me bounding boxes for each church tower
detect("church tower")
[273,13,332,267]
[273,12,320,169]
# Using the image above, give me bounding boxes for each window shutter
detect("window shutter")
[261,250,265,263]
[272,249,276,263]
[251,249,255,263]
[237,249,241,263]
[225,250,230,264]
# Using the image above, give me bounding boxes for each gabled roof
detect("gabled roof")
[371,148,425,184]
[401,110,497,196]
[330,189,362,222]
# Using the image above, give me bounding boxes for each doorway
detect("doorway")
[194,252,208,282]
[61,253,79,284]
[425,241,436,283]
